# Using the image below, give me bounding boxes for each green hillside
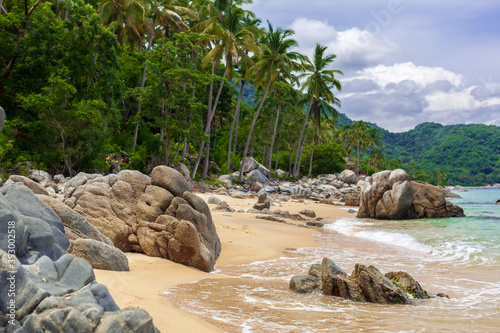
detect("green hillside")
[380,122,500,186]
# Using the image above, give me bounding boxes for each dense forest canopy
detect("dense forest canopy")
[0,0,498,187]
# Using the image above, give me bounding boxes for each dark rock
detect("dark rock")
[290,275,321,293]
[109,163,120,174]
[385,271,429,299]
[308,263,322,279]
[436,292,450,299]
[410,181,465,218]
[68,239,129,271]
[321,257,347,295]
[306,221,324,227]
[0,183,69,264]
[253,192,271,210]
[345,193,360,207]
[299,209,316,218]
[0,250,158,332]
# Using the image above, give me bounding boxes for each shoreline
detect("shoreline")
[94,195,352,332]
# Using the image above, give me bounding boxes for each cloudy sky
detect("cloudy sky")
[244,0,500,132]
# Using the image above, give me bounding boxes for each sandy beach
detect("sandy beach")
[94,194,352,332]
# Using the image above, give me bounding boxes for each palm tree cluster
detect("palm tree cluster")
[1,0,386,178]
[97,0,348,178]
[336,121,385,175]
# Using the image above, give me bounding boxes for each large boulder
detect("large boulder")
[66,167,221,272]
[358,170,464,219]
[338,170,357,184]
[241,157,271,177]
[37,195,113,246]
[0,250,158,332]
[68,238,129,271]
[246,169,269,183]
[410,181,465,218]
[0,183,69,264]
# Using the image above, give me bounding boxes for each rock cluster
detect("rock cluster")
[58,166,221,272]
[0,184,158,332]
[357,169,465,219]
[290,257,430,304]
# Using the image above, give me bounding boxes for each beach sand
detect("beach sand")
[94,194,353,332]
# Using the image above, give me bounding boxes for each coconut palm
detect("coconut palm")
[237,22,305,182]
[350,120,370,175]
[370,149,386,173]
[190,2,260,178]
[365,127,384,174]
[293,43,342,177]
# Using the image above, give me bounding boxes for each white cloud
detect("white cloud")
[340,62,500,131]
[289,18,399,70]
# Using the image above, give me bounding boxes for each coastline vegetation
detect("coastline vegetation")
[1,0,498,187]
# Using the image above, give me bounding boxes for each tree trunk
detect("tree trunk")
[132,16,156,151]
[308,145,315,178]
[288,145,294,176]
[267,104,280,171]
[170,138,182,165]
[275,145,280,171]
[227,80,245,171]
[293,97,314,177]
[238,81,272,182]
[296,119,313,177]
[159,103,165,152]
[180,137,187,163]
[202,141,210,178]
[356,138,360,176]
[191,63,228,179]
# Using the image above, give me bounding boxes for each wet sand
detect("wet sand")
[94,194,352,332]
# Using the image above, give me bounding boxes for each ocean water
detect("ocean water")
[165,189,500,332]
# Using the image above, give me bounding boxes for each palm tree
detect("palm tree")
[365,127,384,174]
[190,2,260,178]
[350,120,370,175]
[370,149,386,173]
[293,44,342,177]
[237,22,304,182]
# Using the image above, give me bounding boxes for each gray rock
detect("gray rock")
[68,239,129,271]
[207,195,222,205]
[27,170,52,183]
[246,169,269,183]
[53,174,65,184]
[0,183,69,264]
[339,170,357,184]
[385,271,429,299]
[0,250,158,332]
[375,181,414,220]
[218,174,236,185]
[289,275,321,293]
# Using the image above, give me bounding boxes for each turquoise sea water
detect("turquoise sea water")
[329,188,500,265]
[166,189,500,332]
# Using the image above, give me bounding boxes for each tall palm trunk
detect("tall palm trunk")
[191,63,228,179]
[227,81,245,171]
[308,146,315,178]
[267,104,280,171]
[132,16,156,151]
[293,97,314,177]
[238,81,272,182]
[296,119,313,177]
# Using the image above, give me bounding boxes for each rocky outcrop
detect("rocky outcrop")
[0,251,158,332]
[0,183,69,265]
[65,166,221,272]
[357,169,464,219]
[291,258,430,305]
